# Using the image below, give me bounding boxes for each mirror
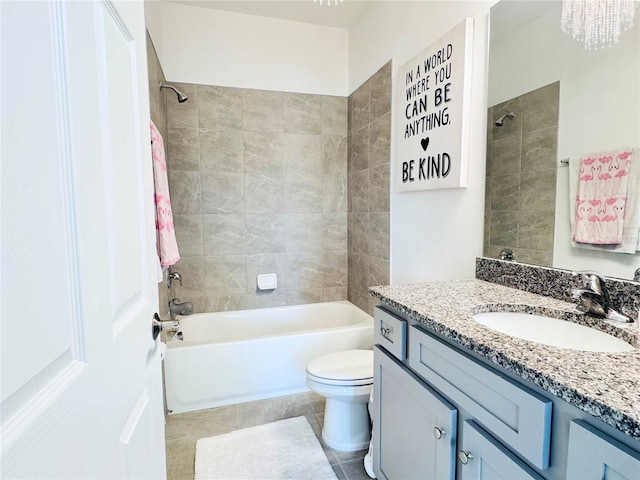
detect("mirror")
[486,0,640,280]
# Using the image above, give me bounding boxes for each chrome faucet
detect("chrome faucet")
[571,272,632,323]
[167,269,183,289]
[500,248,514,261]
[169,298,193,324]
[169,298,193,316]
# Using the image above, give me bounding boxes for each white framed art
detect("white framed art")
[396,18,474,192]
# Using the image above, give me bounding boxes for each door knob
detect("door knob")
[152,313,162,340]
[458,450,473,465]
[432,427,446,439]
[152,313,180,341]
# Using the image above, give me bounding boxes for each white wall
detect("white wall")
[350,1,497,284]
[489,6,640,279]
[144,0,164,62]
[153,2,349,96]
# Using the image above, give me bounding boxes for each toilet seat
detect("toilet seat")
[306,349,373,386]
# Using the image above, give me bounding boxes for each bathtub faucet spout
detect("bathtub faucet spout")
[169,298,193,317]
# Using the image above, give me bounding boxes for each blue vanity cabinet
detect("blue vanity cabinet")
[408,324,552,470]
[458,420,545,479]
[373,345,457,480]
[566,420,640,479]
[372,305,640,480]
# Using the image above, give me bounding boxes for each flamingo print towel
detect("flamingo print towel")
[573,149,633,245]
[151,121,180,266]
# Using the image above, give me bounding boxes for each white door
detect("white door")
[1,1,166,478]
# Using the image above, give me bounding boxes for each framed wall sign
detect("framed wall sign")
[395,18,474,192]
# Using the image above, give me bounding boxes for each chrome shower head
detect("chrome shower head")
[160,83,188,103]
[494,112,515,127]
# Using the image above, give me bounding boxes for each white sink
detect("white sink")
[472,312,634,353]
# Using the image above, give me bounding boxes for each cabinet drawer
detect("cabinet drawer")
[566,420,640,479]
[459,420,545,479]
[409,325,552,470]
[374,307,407,361]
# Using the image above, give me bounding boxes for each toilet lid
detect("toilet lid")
[306,350,373,385]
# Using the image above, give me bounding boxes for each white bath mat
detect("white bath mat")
[194,416,337,480]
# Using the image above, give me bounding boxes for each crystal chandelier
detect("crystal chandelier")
[561,0,637,49]
[313,0,343,6]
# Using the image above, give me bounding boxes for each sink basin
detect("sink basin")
[472,312,634,353]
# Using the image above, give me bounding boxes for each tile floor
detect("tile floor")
[165,392,371,480]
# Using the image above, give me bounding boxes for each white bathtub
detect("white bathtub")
[163,301,373,414]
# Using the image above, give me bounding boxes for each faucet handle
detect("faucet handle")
[167,270,183,289]
[572,270,604,294]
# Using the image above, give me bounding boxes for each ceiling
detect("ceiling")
[166,0,374,28]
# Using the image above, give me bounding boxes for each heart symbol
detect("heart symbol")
[420,137,430,151]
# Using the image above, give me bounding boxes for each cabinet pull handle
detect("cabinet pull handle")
[432,427,445,439]
[458,451,473,465]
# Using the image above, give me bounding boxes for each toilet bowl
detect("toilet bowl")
[306,349,374,452]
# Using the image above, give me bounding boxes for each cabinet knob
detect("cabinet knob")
[458,451,474,465]
[432,426,446,439]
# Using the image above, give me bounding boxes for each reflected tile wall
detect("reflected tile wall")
[165,83,348,312]
[483,82,559,266]
[348,61,392,315]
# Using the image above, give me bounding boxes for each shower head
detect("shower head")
[160,83,188,103]
[494,112,515,127]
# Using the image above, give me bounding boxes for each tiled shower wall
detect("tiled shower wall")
[348,62,392,314]
[484,82,559,267]
[164,83,349,312]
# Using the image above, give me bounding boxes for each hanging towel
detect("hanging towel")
[151,121,180,266]
[572,149,633,245]
[570,148,640,253]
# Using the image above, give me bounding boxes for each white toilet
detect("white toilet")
[305,349,374,452]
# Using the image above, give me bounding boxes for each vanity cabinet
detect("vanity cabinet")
[372,306,640,480]
[373,346,457,480]
[458,420,544,480]
[566,420,640,479]
[408,323,552,470]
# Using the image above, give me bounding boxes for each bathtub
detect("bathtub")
[163,301,373,414]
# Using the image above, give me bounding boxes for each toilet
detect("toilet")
[305,349,374,452]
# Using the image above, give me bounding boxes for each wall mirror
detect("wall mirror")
[486,0,640,280]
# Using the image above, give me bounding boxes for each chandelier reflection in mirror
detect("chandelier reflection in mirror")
[313,0,343,5]
[561,0,637,49]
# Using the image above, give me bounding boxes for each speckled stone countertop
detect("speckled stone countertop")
[369,279,640,440]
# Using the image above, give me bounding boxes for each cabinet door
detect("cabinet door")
[459,421,545,480]
[373,347,457,480]
[566,420,640,479]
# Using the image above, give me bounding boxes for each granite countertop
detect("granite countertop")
[369,279,640,440]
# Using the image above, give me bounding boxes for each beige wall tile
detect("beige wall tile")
[283,93,322,134]
[168,171,201,214]
[203,255,247,294]
[245,173,285,213]
[173,214,203,257]
[202,214,246,255]
[284,133,322,174]
[198,85,242,131]
[243,131,284,174]
[245,214,286,254]
[167,128,200,171]
[322,96,348,136]
[243,89,283,132]
[201,172,244,214]
[199,129,243,173]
